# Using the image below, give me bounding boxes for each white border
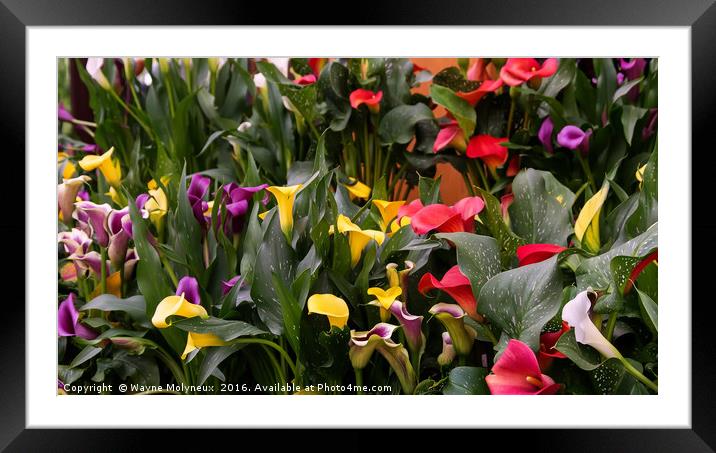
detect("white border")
[28,26,690,428]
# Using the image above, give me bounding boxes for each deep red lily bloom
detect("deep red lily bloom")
[501,192,514,221]
[538,321,569,370]
[418,265,481,321]
[456,79,503,106]
[623,250,658,294]
[500,58,558,87]
[308,58,327,75]
[517,244,567,267]
[433,120,467,153]
[452,196,485,231]
[466,135,509,169]
[350,89,383,113]
[294,74,317,85]
[486,339,562,395]
[412,62,426,73]
[410,204,464,234]
[506,155,520,177]
[397,199,424,222]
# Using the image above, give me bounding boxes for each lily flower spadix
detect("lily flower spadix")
[562,289,620,359]
[181,332,228,360]
[307,293,349,329]
[78,147,122,187]
[267,184,302,241]
[349,323,416,394]
[367,286,402,322]
[343,178,371,200]
[428,303,476,357]
[372,199,405,231]
[420,265,481,321]
[332,214,386,267]
[152,281,208,329]
[349,89,383,114]
[58,175,91,225]
[574,182,609,253]
[485,339,561,395]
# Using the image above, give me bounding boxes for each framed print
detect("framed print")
[2,0,714,450]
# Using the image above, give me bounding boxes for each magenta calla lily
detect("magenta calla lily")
[433,120,467,153]
[58,293,97,340]
[221,275,242,295]
[217,183,268,235]
[537,117,554,153]
[176,276,201,305]
[557,125,592,152]
[187,174,211,228]
[485,339,561,395]
[389,301,424,355]
[74,201,112,247]
[107,207,131,268]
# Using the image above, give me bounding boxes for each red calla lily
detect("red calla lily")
[624,250,658,294]
[506,155,520,177]
[350,89,383,113]
[308,58,327,75]
[501,192,514,221]
[486,339,562,395]
[418,265,481,321]
[433,120,466,152]
[517,244,567,267]
[452,196,485,231]
[538,321,569,370]
[456,78,504,105]
[466,135,509,169]
[500,58,558,87]
[397,199,424,222]
[294,74,317,85]
[410,204,464,235]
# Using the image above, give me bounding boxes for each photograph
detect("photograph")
[56,56,659,396]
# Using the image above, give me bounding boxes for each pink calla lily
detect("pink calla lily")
[517,244,567,267]
[500,58,558,87]
[486,339,561,395]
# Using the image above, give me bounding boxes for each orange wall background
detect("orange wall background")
[409,58,470,204]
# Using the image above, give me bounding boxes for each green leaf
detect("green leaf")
[508,169,574,245]
[430,84,476,138]
[70,345,103,369]
[435,233,501,300]
[432,66,479,92]
[418,175,441,205]
[197,344,245,386]
[612,77,643,103]
[174,165,205,280]
[478,256,563,350]
[620,105,648,145]
[81,295,149,325]
[272,272,302,355]
[171,316,266,341]
[635,286,658,333]
[442,366,490,395]
[555,329,604,370]
[626,145,658,236]
[474,187,526,267]
[378,104,435,145]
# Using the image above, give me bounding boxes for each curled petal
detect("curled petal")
[438,331,456,366]
[181,332,228,360]
[556,126,588,150]
[343,179,371,200]
[428,303,476,356]
[58,293,97,340]
[58,175,91,225]
[419,265,479,320]
[307,294,349,329]
[221,275,242,295]
[410,204,464,235]
[562,289,620,358]
[538,117,554,153]
[389,301,424,355]
[486,339,561,395]
[367,286,402,310]
[433,121,467,152]
[176,276,201,305]
[372,199,405,230]
[500,58,558,87]
[267,184,302,239]
[452,196,485,231]
[152,294,209,329]
[349,89,383,113]
[517,244,567,267]
[397,199,424,222]
[466,135,509,169]
[456,78,503,105]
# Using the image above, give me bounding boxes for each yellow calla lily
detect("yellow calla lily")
[367,286,402,322]
[145,187,168,231]
[151,293,209,329]
[389,216,411,236]
[79,147,122,187]
[258,211,268,220]
[343,178,371,200]
[575,183,610,253]
[58,152,76,179]
[331,214,386,267]
[148,176,171,190]
[636,164,647,189]
[372,199,405,231]
[106,186,124,206]
[181,332,228,360]
[307,294,349,329]
[267,184,303,240]
[89,271,122,298]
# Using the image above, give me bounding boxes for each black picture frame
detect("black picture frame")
[1,0,713,450]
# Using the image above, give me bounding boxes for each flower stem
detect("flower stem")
[506,97,516,138]
[619,357,658,393]
[230,338,298,379]
[605,312,618,342]
[261,344,287,394]
[100,247,107,295]
[576,152,597,193]
[160,253,179,288]
[354,368,364,395]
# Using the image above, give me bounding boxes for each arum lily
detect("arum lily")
[517,244,567,267]
[73,201,112,247]
[389,301,424,356]
[267,184,302,241]
[466,135,509,170]
[58,293,97,340]
[106,186,124,206]
[349,323,416,394]
[187,174,211,228]
[58,175,91,224]
[333,214,386,267]
[152,291,208,329]
[57,152,76,179]
[428,303,476,356]
[221,275,242,295]
[500,192,514,225]
[349,89,383,114]
[556,125,591,152]
[89,269,123,298]
[78,147,122,187]
[437,332,455,367]
[485,339,561,395]
[538,117,554,153]
[620,58,647,80]
[372,199,405,231]
[499,58,558,88]
[433,119,467,152]
[367,286,402,322]
[308,58,327,75]
[386,261,414,298]
[456,78,503,105]
[538,321,569,370]
[142,181,169,233]
[574,182,609,253]
[389,216,411,235]
[343,178,371,200]
[307,294,349,329]
[181,332,228,360]
[419,265,481,321]
[562,289,620,358]
[86,58,111,90]
[451,196,485,231]
[107,207,131,268]
[410,204,464,235]
[636,164,647,189]
[294,74,317,85]
[218,183,268,235]
[176,276,202,306]
[506,155,520,177]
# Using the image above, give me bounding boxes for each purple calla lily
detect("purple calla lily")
[58,229,92,256]
[389,301,424,355]
[221,275,241,295]
[58,176,91,224]
[537,117,554,153]
[176,276,201,305]
[73,201,112,247]
[620,58,647,80]
[556,125,592,153]
[58,293,97,340]
[107,208,131,268]
[216,183,268,235]
[438,332,455,366]
[429,303,476,357]
[58,103,75,122]
[187,174,211,228]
